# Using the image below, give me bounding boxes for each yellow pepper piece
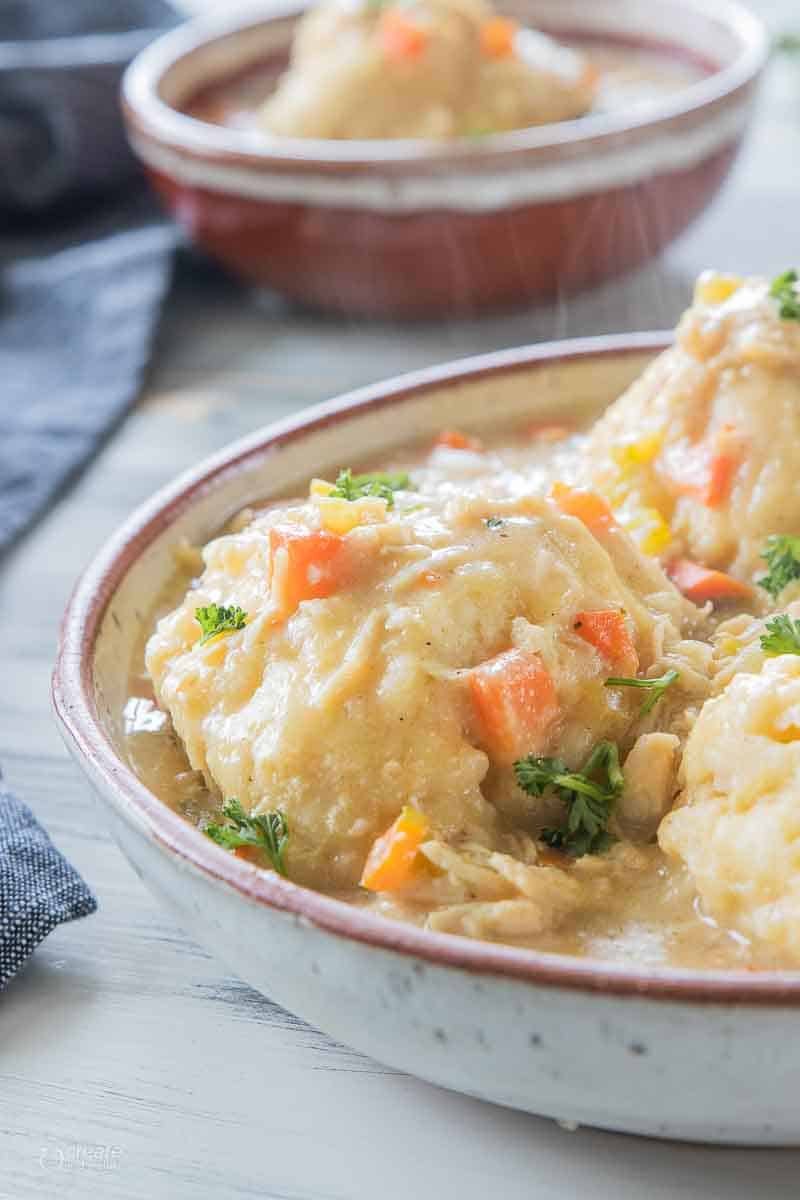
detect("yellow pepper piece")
[694,271,742,306]
[612,432,663,472]
[318,495,388,535]
[309,478,335,497]
[621,506,672,556]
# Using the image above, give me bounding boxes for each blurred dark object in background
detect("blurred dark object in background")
[0,0,180,560]
[0,0,177,217]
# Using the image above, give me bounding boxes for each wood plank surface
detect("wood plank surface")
[2,5,800,1195]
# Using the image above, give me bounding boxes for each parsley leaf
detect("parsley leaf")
[329,469,411,509]
[514,741,623,858]
[604,669,679,716]
[195,603,248,646]
[758,534,800,599]
[760,614,800,657]
[485,516,506,529]
[205,799,289,876]
[770,270,800,321]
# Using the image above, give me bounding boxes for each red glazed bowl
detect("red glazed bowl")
[122,0,767,318]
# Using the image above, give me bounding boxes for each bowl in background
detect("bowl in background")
[121,0,767,317]
[54,334,800,1145]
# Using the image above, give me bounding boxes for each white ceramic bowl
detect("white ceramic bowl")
[54,336,800,1145]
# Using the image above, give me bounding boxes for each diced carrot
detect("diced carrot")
[469,648,559,763]
[381,9,428,61]
[573,609,639,673]
[360,806,430,892]
[705,452,738,507]
[234,845,260,864]
[662,427,742,508]
[269,526,347,616]
[418,570,442,588]
[667,558,752,605]
[435,429,484,452]
[527,422,572,443]
[480,16,518,58]
[551,482,616,533]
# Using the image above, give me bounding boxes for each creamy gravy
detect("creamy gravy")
[124,427,770,972]
[184,41,706,134]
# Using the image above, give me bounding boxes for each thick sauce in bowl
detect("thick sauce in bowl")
[128,274,800,972]
[184,39,706,137]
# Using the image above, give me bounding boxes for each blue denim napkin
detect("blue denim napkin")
[0,0,179,558]
[0,783,97,988]
[0,0,179,984]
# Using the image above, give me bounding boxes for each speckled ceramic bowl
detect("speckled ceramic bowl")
[54,336,800,1145]
[121,0,767,317]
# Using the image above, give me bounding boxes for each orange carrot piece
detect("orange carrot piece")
[528,422,572,443]
[381,9,428,61]
[663,427,742,508]
[360,806,430,892]
[469,648,559,763]
[269,526,347,616]
[704,452,739,507]
[551,482,616,533]
[573,609,639,673]
[435,429,484,452]
[234,845,260,864]
[668,558,752,605]
[480,16,518,58]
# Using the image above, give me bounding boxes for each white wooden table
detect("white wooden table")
[3,6,800,1196]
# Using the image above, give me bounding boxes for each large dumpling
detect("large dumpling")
[259,0,596,140]
[580,272,800,584]
[659,616,800,962]
[146,456,702,891]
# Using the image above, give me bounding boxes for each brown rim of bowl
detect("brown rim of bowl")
[53,333,800,1005]
[120,0,769,172]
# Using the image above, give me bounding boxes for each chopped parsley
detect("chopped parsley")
[205,799,289,876]
[604,669,680,716]
[195,603,248,646]
[329,468,411,509]
[485,516,506,529]
[777,33,800,53]
[770,270,800,321]
[514,740,623,858]
[758,534,800,599]
[760,614,800,657]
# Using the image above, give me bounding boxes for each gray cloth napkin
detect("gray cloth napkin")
[1,200,176,552]
[0,783,97,989]
[0,0,179,557]
[0,0,179,985]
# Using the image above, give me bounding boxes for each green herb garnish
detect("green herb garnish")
[514,741,623,858]
[770,270,800,321]
[195,603,248,646]
[758,534,800,599]
[776,33,800,54]
[205,799,289,876]
[329,469,411,509]
[760,614,800,657]
[485,516,506,529]
[604,669,680,716]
